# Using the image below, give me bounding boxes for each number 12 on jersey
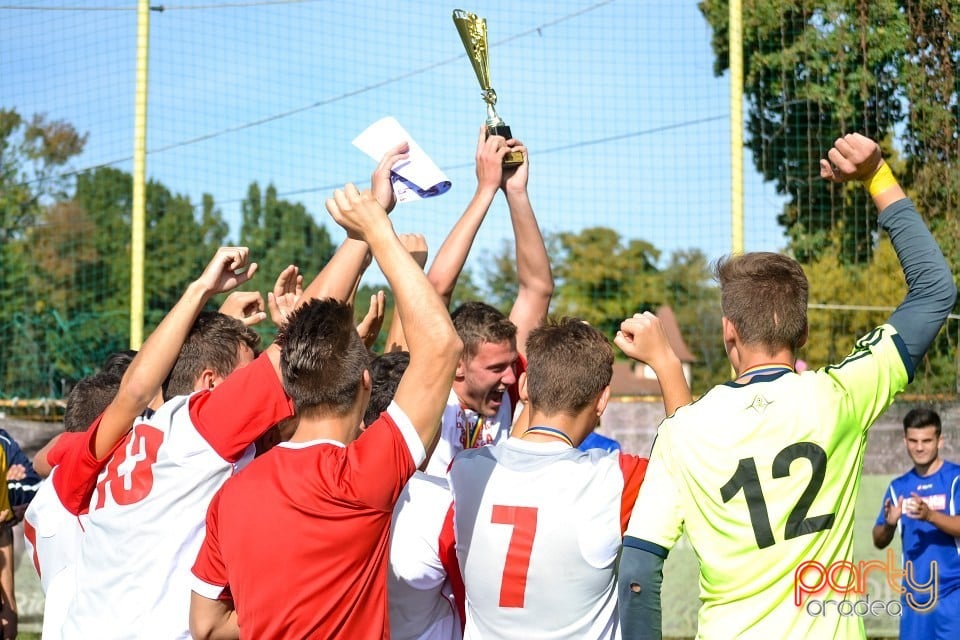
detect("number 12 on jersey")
[491,505,538,608]
[720,442,836,549]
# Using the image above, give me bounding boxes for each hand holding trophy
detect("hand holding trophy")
[452,9,524,167]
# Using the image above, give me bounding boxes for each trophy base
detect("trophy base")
[487,124,524,167]
[502,150,524,167]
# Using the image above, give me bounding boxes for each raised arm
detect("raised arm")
[383,233,429,352]
[502,140,553,359]
[325,185,462,450]
[299,237,372,305]
[820,133,956,371]
[32,434,59,478]
[426,126,507,307]
[95,247,257,459]
[295,142,411,311]
[614,312,692,416]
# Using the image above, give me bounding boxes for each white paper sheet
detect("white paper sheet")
[352,116,452,202]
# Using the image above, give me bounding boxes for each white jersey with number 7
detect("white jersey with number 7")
[448,438,646,640]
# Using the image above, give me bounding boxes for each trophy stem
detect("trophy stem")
[485,103,504,129]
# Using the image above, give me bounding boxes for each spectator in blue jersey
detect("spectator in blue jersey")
[873,408,960,639]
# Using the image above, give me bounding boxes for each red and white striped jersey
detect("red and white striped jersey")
[448,437,647,640]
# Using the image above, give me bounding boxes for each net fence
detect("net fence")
[1,0,958,407]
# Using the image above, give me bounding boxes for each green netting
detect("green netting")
[1,0,958,402]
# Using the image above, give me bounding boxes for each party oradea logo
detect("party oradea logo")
[794,549,937,617]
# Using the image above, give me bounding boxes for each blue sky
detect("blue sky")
[2,0,788,282]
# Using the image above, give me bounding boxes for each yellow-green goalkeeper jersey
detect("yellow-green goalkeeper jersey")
[624,324,911,639]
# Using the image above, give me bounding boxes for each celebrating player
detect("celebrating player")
[618,134,957,638]
[419,127,553,477]
[189,184,462,639]
[446,315,689,639]
[24,369,122,640]
[37,247,263,638]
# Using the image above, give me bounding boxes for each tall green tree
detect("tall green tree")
[699,0,906,262]
[802,235,957,393]
[701,1,960,393]
[662,249,726,391]
[479,240,520,316]
[550,227,664,340]
[482,229,725,393]
[0,108,87,243]
[238,182,336,339]
[0,109,87,396]
[73,167,230,335]
[3,164,232,397]
[144,179,227,326]
[898,1,960,272]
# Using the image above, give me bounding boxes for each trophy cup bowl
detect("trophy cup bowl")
[452,9,524,167]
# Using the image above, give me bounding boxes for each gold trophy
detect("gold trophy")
[452,9,524,167]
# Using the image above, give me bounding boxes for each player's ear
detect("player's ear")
[721,316,737,346]
[455,354,468,381]
[518,371,529,403]
[595,385,611,418]
[357,369,372,414]
[721,317,740,366]
[197,368,218,392]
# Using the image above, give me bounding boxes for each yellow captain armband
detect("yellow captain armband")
[865,161,898,197]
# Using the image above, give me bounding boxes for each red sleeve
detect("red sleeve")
[508,353,527,410]
[51,417,128,516]
[190,352,294,463]
[618,453,648,534]
[337,410,417,511]
[438,502,465,633]
[191,489,229,592]
[47,432,89,467]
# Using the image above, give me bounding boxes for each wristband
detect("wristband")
[865,161,898,197]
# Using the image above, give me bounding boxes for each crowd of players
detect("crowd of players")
[11,130,957,639]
